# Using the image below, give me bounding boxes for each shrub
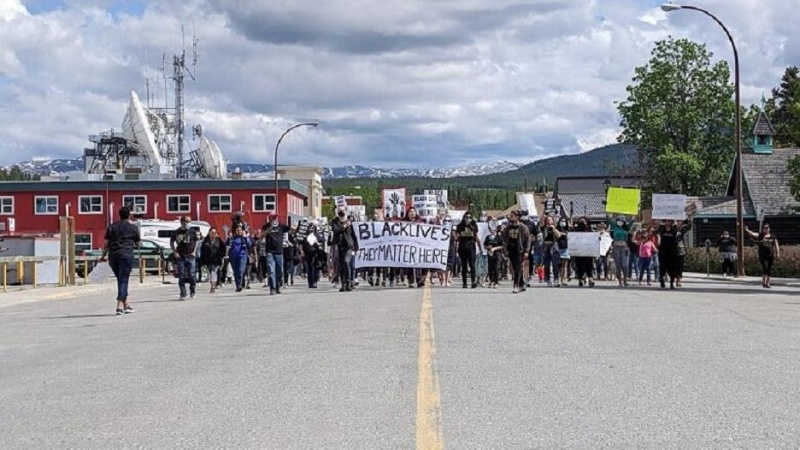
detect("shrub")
[684,245,800,278]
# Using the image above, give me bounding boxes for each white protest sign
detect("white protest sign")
[424,190,449,210]
[477,222,491,255]
[599,233,613,256]
[335,195,348,209]
[517,193,538,218]
[413,195,438,220]
[449,210,466,223]
[382,188,407,220]
[354,221,451,270]
[350,205,366,220]
[88,262,113,284]
[568,232,601,257]
[651,194,687,220]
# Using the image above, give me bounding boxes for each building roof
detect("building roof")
[753,111,776,136]
[554,176,641,195]
[689,195,757,218]
[0,178,309,196]
[732,148,800,216]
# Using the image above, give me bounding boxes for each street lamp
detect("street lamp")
[661,3,744,276]
[503,160,529,193]
[273,122,319,222]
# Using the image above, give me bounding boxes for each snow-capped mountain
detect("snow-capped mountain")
[3,159,519,179]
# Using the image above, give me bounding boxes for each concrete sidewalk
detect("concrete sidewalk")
[683,271,800,288]
[0,277,169,308]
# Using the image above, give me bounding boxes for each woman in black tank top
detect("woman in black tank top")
[745,224,781,288]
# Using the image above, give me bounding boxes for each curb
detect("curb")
[684,272,800,288]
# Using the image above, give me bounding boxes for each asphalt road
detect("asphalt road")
[1,277,799,449]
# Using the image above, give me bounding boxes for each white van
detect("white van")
[137,219,211,249]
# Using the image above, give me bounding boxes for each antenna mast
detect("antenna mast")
[172,25,198,178]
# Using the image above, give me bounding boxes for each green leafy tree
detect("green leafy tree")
[768,66,800,147]
[616,37,735,195]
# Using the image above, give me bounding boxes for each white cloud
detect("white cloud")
[0,0,798,169]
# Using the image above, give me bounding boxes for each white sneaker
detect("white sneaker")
[547,281,553,287]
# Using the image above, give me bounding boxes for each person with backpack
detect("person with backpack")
[170,216,199,300]
[227,226,251,292]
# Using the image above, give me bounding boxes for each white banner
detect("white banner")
[568,232,601,257]
[354,221,451,270]
[382,188,407,220]
[517,193,538,218]
[424,190,448,211]
[413,195,438,220]
[651,194,687,220]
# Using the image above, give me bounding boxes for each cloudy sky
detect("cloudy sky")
[0,0,797,169]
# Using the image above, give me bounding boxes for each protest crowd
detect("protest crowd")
[100,185,783,314]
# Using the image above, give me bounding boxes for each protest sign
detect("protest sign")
[568,232,601,257]
[544,199,558,215]
[296,219,310,241]
[599,233,613,256]
[335,195,348,209]
[349,205,366,221]
[413,194,438,220]
[605,187,641,215]
[517,193,538,218]
[424,190,449,210]
[354,221,451,270]
[477,222,491,255]
[651,194,687,220]
[449,210,466,223]
[382,188,407,220]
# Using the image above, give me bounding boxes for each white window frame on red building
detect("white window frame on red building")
[0,196,13,215]
[34,195,59,215]
[252,194,276,212]
[78,195,103,215]
[122,195,148,214]
[166,195,191,214]
[208,194,232,213]
[75,233,92,254]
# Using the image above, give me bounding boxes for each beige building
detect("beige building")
[276,166,325,218]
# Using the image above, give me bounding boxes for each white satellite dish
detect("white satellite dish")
[210,140,227,178]
[121,90,163,170]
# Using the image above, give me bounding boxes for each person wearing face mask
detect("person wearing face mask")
[539,215,562,287]
[455,211,479,289]
[657,220,680,289]
[572,217,596,288]
[556,218,571,287]
[483,222,504,289]
[262,214,291,295]
[405,208,428,288]
[331,207,359,292]
[502,210,531,293]
[717,230,737,277]
[443,217,456,287]
[200,228,226,294]
[607,215,634,287]
[170,216,199,300]
[227,226,251,292]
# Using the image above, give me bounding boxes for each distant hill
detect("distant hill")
[324,144,638,191]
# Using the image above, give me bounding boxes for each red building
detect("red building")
[0,178,308,251]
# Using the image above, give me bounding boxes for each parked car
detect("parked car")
[76,239,173,277]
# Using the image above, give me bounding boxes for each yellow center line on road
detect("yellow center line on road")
[416,284,444,450]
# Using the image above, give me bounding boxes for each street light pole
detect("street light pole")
[273,122,319,222]
[503,161,528,193]
[661,3,744,276]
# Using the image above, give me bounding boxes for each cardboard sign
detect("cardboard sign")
[544,199,558,215]
[413,195,438,220]
[424,190,448,210]
[605,187,641,215]
[354,221,451,270]
[651,194,687,220]
[568,232,601,257]
[517,193,538,218]
[335,195,348,209]
[382,188,407,220]
[350,205,366,221]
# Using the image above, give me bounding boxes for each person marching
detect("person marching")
[571,217,595,288]
[200,228,226,294]
[455,211,479,289]
[331,207,358,292]
[483,223,504,289]
[227,226,251,292]
[745,224,780,288]
[302,223,324,289]
[657,220,680,289]
[556,217,571,287]
[637,230,656,285]
[539,216,561,287]
[262,214,290,295]
[608,215,634,287]
[405,208,428,288]
[100,206,140,315]
[170,216,199,300]
[502,210,531,293]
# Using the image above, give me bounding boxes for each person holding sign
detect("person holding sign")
[607,215,634,287]
[455,212,479,289]
[502,210,531,293]
[656,220,681,289]
[571,217,596,288]
[745,224,780,289]
[331,207,359,292]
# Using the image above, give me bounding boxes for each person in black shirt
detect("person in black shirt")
[455,212,479,289]
[502,210,531,293]
[657,220,680,289]
[539,216,562,287]
[262,215,291,295]
[331,208,359,292]
[170,216,199,300]
[483,225,504,288]
[572,217,596,288]
[716,230,737,277]
[100,206,140,315]
[200,228,226,294]
[745,224,781,288]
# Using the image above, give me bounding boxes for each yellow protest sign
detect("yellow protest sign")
[605,187,641,215]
